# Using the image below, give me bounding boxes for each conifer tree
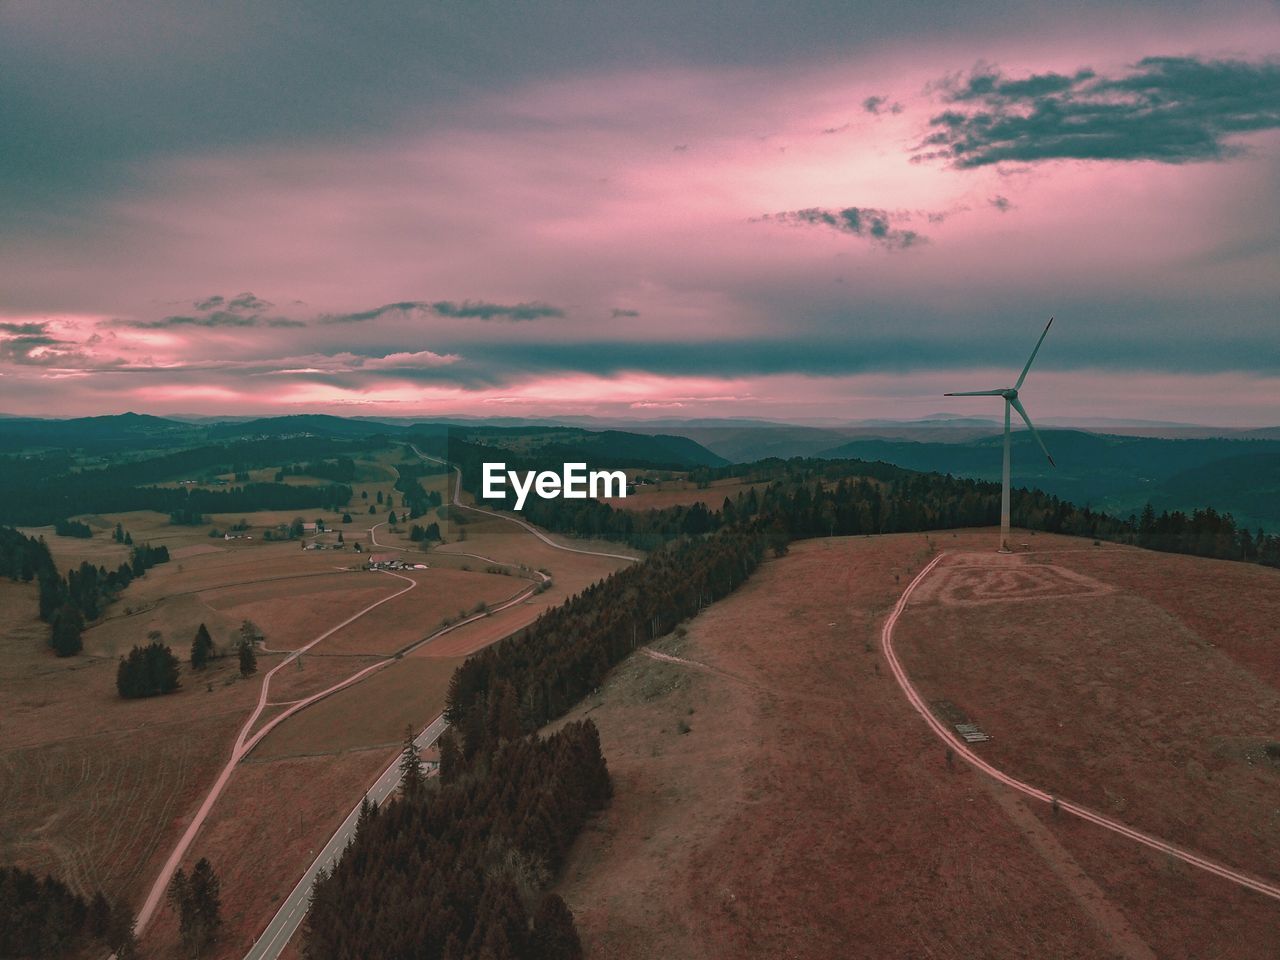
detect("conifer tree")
[106,898,139,959]
[190,623,214,670]
[237,637,257,677]
[530,893,584,960]
[50,602,84,657]
[437,728,462,786]
[399,725,425,797]
[168,859,221,958]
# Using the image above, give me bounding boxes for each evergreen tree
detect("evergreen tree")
[530,893,584,960]
[399,725,425,797]
[190,623,214,670]
[117,642,181,698]
[438,728,462,786]
[104,897,138,958]
[168,859,221,958]
[238,637,257,677]
[50,602,84,657]
[86,891,111,940]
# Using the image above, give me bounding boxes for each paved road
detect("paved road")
[243,714,450,960]
[882,551,1280,903]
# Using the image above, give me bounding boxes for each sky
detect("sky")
[2,1,1279,425]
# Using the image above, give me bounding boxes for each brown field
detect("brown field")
[310,567,525,656]
[893,542,1280,956]
[6,480,630,957]
[252,656,465,759]
[0,581,260,905]
[603,476,771,512]
[82,567,391,659]
[550,530,1280,959]
[17,523,134,573]
[143,748,395,960]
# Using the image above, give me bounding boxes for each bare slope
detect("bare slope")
[551,530,1280,959]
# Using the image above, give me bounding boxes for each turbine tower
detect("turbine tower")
[945,318,1056,553]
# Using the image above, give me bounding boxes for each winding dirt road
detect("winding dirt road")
[882,551,1280,903]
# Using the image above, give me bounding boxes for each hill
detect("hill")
[549,531,1280,959]
[0,412,199,453]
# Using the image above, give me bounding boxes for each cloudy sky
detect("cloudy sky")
[3,1,1279,424]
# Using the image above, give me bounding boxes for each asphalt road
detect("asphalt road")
[244,713,450,960]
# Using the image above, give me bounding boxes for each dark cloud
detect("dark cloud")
[0,321,49,335]
[918,55,1280,168]
[129,312,257,329]
[0,333,80,365]
[755,207,924,248]
[322,300,565,324]
[431,300,564,322]
[989,195,1013,212]
[611,308,641,319]
[114,292,304,329]
[862,95,903,115]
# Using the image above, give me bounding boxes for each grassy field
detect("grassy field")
[143,747,395,960]
[0,580,260,906]
[893,540,1280,956]
[549,530,1280,960]
[5,469,631,957]
[252,656,465,759]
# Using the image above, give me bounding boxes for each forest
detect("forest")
[0,434,380,525]
[304,721,609,960]
[0,866,135,959]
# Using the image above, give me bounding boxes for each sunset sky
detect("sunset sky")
[2,2,1278,424]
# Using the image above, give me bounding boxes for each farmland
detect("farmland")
[0,440,627,950]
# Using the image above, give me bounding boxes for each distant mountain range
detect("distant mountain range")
[2,412,1275,529]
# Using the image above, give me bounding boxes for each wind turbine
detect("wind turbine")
[945,318,1056,553]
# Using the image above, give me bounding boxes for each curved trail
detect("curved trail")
[882,551,1280,903]
[413,446,640,562]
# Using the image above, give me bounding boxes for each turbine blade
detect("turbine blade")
[1014,316,1054,390]
[1009,396,1055,467]
[944,389,1006,396]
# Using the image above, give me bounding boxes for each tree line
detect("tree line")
[304,721,607,960]
[0,434,376,526]
[429,436,1280,568]
[277,457,359,483]
[0,865,137,958]
[36,542,170,657]
[52,518,92,538]
[445,524,765,756]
